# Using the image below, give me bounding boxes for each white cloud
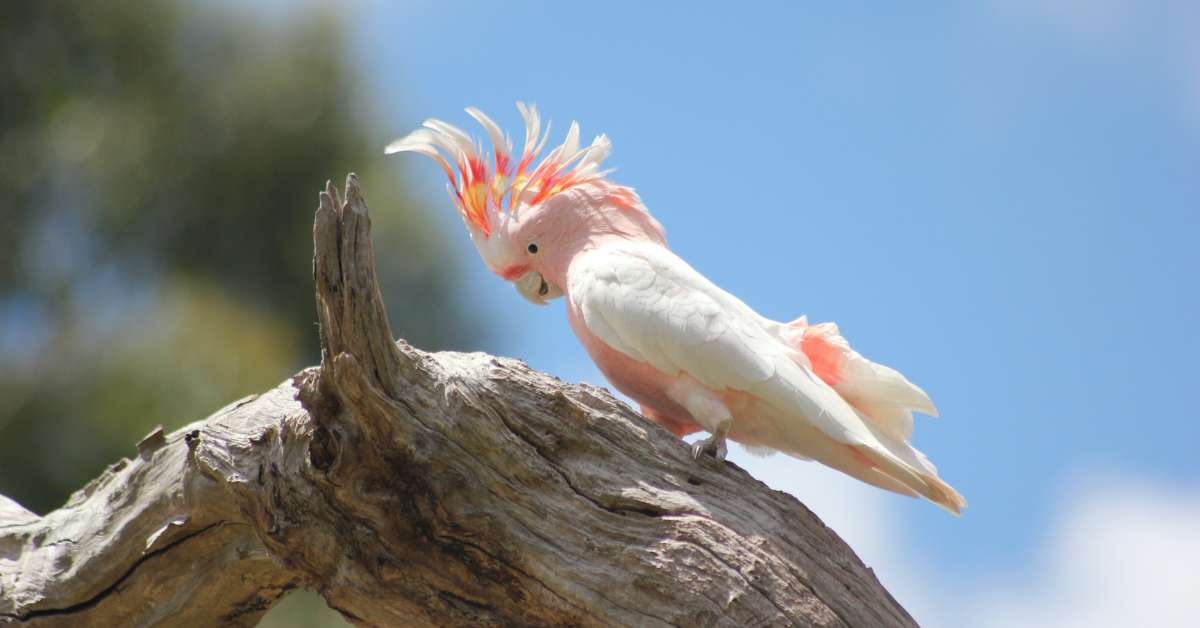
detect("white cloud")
[728,453,1200,628]
[987,0,1138,47]
[968,474,1200,628]
[986,0,1200,129]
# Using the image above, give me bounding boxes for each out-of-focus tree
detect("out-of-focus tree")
[0,0,472,524]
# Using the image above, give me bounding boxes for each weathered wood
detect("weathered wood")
[0,402,300,627]
[0,175,919,627]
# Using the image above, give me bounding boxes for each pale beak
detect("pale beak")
[513,271,564,305]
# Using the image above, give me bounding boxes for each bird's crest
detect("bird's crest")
[386,103,614,238]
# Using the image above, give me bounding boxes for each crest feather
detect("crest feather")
[387,103,615,237]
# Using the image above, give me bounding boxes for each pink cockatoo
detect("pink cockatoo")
[387,104,967,515]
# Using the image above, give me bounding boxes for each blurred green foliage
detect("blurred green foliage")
[256,590,351,628]
[0,0,473,527]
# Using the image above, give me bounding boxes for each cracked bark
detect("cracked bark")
[0,175,920,628]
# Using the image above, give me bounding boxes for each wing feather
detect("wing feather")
[572,243,860,436]
[575,246,778,390]
[570,241,965,514]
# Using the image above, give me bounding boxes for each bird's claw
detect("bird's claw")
[691,433,728,462]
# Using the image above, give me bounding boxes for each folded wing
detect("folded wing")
[571,242,966,514]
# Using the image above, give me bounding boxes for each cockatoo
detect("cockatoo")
[387,104,967,515]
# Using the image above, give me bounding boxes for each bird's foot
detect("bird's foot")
[690,420,731,462]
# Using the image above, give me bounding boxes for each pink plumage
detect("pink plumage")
[388,105,967,515]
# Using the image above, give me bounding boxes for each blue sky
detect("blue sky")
[327,1,1199,624]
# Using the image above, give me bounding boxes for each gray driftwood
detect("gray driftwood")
[0,175,919,627]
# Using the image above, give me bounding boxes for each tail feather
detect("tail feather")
[778,438,922,499]
[857,405,916,446]
[762,315,967,515]
[760,398,963,512]
[855,445,966,515]
[853,412,967,515]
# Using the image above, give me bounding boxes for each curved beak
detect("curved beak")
[513,271,564,305]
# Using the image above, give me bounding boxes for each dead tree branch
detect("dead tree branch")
[0,175,918,627]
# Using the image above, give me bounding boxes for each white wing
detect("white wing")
[570,241,967,514]
[571,242,877,447]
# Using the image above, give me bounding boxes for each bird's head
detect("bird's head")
[387,104,665,305]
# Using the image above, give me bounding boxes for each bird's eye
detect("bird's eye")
[527,243,538,254]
